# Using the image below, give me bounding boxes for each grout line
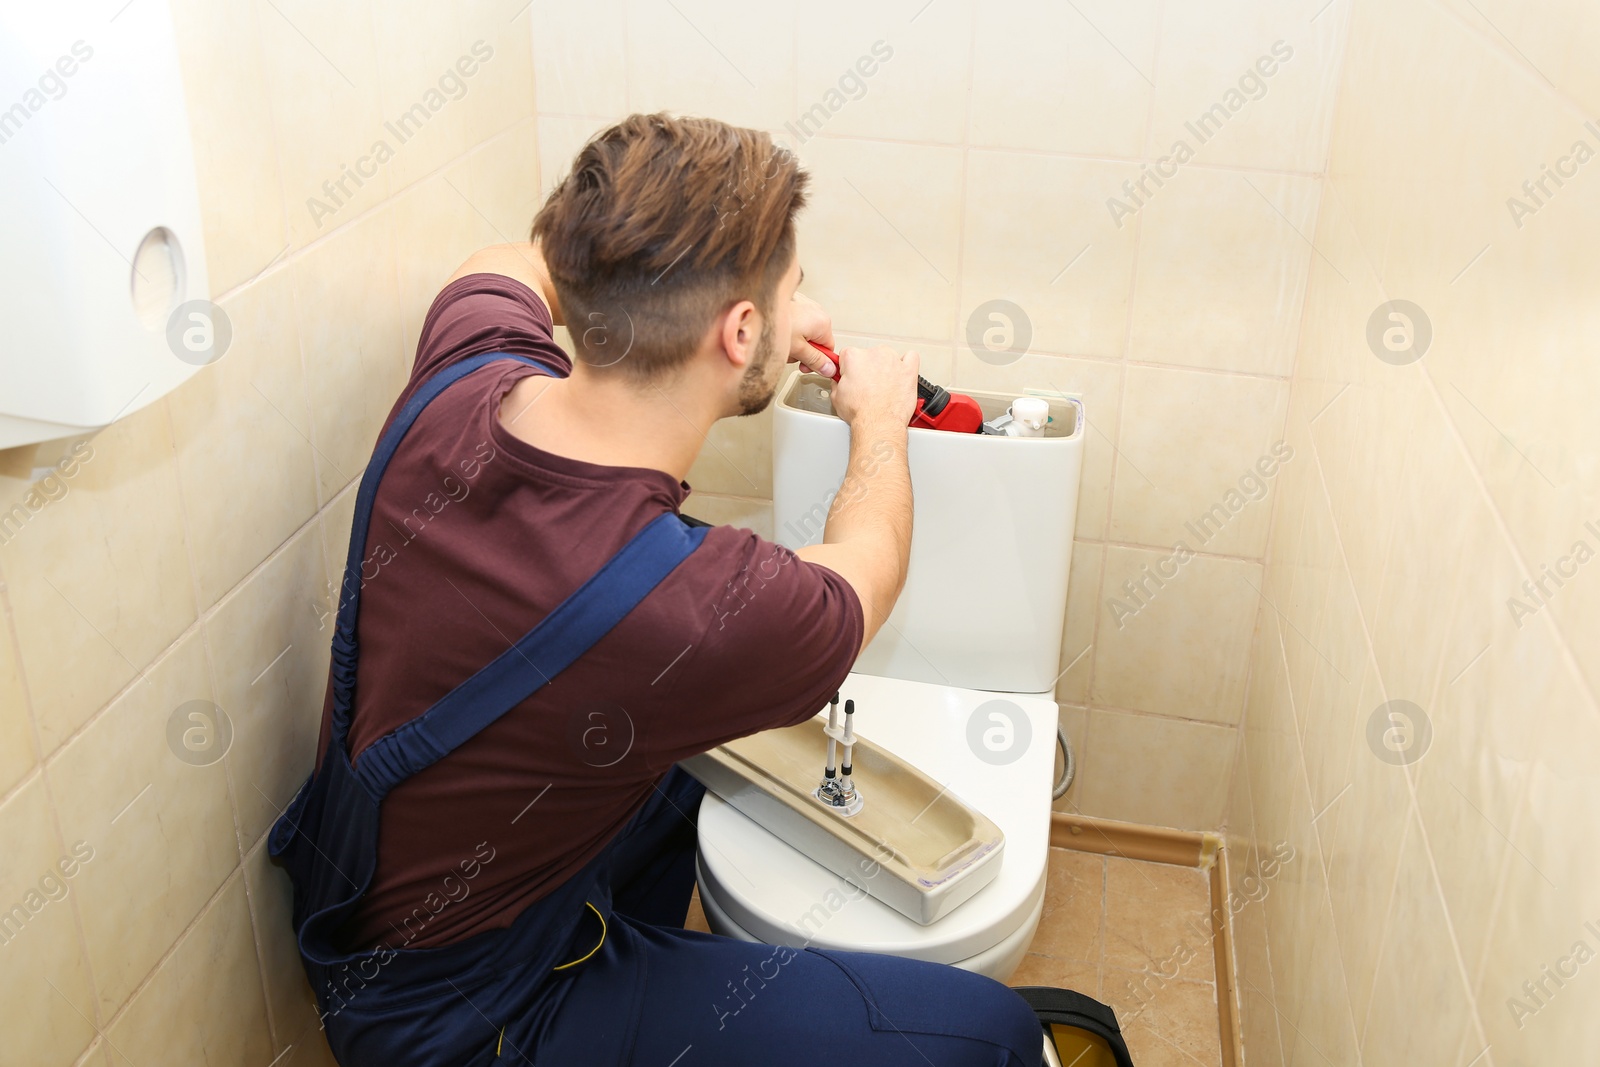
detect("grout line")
[0,558,113,1041]
[211,118,538,308]
[29,477,356,775]
[93,866,249,1038]
[793,129,1332,181]
[1427,0,1597,122]
[837,322,1299,383]
[1097,850,1108,1000]
[237,830,285,1050]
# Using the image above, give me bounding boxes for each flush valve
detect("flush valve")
[815,693,864,816]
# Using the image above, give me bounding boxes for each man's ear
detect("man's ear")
[717,298,760,370]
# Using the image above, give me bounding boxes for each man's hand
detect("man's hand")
[829,345,920,431]
[793,342,917,655]
[788,291,836,377]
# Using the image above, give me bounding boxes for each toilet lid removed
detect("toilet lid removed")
[695,672,1057,964]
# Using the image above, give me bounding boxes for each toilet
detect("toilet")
[693,370,1085,981]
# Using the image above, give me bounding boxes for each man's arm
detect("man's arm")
[447,242,564,326]
[794,346,919,655]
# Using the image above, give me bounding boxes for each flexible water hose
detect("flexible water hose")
[1052,721,1075,800]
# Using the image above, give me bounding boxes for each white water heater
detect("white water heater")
[0,1,209,449]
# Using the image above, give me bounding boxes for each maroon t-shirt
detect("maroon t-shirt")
[319,274,862,950]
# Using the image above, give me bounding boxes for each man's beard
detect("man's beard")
[735,315,781,416]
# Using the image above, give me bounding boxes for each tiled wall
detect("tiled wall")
[1226,0,1600,1063]
[0,1,537,1063]
[533,0,1347,830]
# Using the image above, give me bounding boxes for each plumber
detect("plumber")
[270,112,1043,1066]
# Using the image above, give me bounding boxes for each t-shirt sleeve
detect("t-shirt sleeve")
[643,528,864,769]
[411,272,573,384]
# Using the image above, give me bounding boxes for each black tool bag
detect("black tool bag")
[1014,986,1137,1067]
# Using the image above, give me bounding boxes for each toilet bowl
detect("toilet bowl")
[693,370,1085,982]
[694,672,1060,980]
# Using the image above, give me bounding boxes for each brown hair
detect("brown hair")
[531,113,808,381]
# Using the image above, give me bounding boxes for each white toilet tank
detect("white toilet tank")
[772,373,1085,694]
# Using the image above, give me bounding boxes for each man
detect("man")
[273,112,1041,1066]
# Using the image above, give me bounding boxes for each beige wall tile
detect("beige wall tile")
[1109,365,1291,558]
[969,0,1160,158]
[370,2,473,191]
[209,525,331,847]
[0,778,99,1065]
[1472,690,1600,1061]
[686,405,774,498]
[1093,546,1262,724]
[794,0,971,146]
[835,333,955,389]
[74,1043,112,1067]
[453,3,538,148]
[0,401,197,756]
[1359,811,1484,1064]
[1304,371,1420,635]
[1434,0,1600,116]
[319,481,361,598]
[1275,861,1362,1066]
[1055,541,1102,706]
[276,1028,343,1067]
[0,596,38,797]
[531,0,628,119]
[794,137,962,342]
[103,874,274,1066]
[1145,0,1345,173]
[536,115,613,201]
[244,838,321,1053]
[255,0,389,248]
[390,161,503,365]
[1126,169,1319,377]
[456,119,543,246]
[960,150,1141,360]
[47,632,238,1018]
[170,0,288,292]
[168,268,320,611]
[1051,704,1088,812]
[292,208,408,503]
[1078,708,1235,830]
[625,0,795,132]
[1296,560,1364,825]
[389,120,543,362]
[1321,665,1410,1037]
[1239,617,1297,853]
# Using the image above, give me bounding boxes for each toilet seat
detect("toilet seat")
[694,673,1059,979]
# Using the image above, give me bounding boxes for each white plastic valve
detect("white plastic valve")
[1008,397,1049,437]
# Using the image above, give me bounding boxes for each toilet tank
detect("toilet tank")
[772,373,1084,694]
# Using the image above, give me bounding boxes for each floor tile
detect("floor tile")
[1103,855,1215,984]
[1027,849,1106,965]
[1007,953,1099,996]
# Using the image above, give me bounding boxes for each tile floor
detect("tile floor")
[687,846,1226,1067]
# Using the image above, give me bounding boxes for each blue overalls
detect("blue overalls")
[271,353,1043,1067]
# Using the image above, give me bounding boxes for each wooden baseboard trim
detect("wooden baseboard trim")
[1047,811,1218,868]
[1048,812,1243,1067]
[1212,847,1242,1067]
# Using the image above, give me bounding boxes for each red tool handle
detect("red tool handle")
[801,341,984,434]
[805,340,844,381]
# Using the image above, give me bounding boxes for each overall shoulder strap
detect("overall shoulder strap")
[328,352,553,751]
[354,512,708,797]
